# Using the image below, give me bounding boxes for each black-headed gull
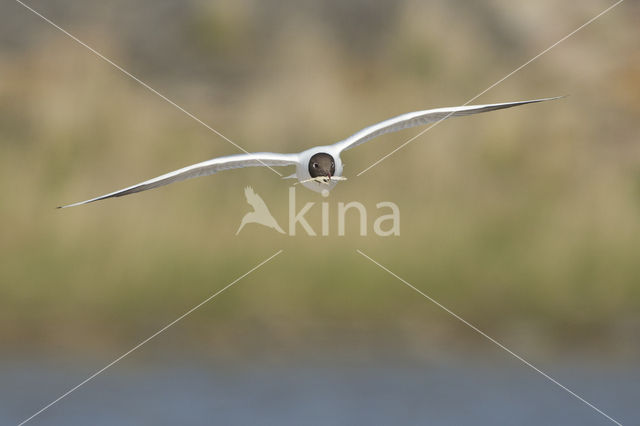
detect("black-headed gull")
[59,97,560,208]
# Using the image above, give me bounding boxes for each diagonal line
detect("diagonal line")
[357,0,623,177]
[14,0,283,177]
[18,249,284,426]
[356,249,622,425]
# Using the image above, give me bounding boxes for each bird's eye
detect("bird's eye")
[313,163,319,168]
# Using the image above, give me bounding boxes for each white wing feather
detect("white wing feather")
[333,97,562,152]
[59,152,298,208]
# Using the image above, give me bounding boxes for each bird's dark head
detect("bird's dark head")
[308,152,335,179]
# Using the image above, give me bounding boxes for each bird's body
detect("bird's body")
[58,97,561,208]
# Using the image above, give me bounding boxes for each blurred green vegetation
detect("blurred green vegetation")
[1,0,639,359]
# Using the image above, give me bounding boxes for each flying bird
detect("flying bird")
[58,97,561,208]
[236,186,284,235]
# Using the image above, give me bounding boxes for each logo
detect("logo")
[236,187,400,236]
[236,187,285,235]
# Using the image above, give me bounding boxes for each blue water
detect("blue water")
[4,357,638,425]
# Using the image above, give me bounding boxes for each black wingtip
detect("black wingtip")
[524,95,566,106]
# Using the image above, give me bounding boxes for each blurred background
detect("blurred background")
[1,0,639,424]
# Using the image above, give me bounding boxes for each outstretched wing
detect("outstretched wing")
[59,152,299,208]
[333,97,562,153]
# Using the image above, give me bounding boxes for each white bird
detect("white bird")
[58,97,561,208]
[236,186,284,235]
